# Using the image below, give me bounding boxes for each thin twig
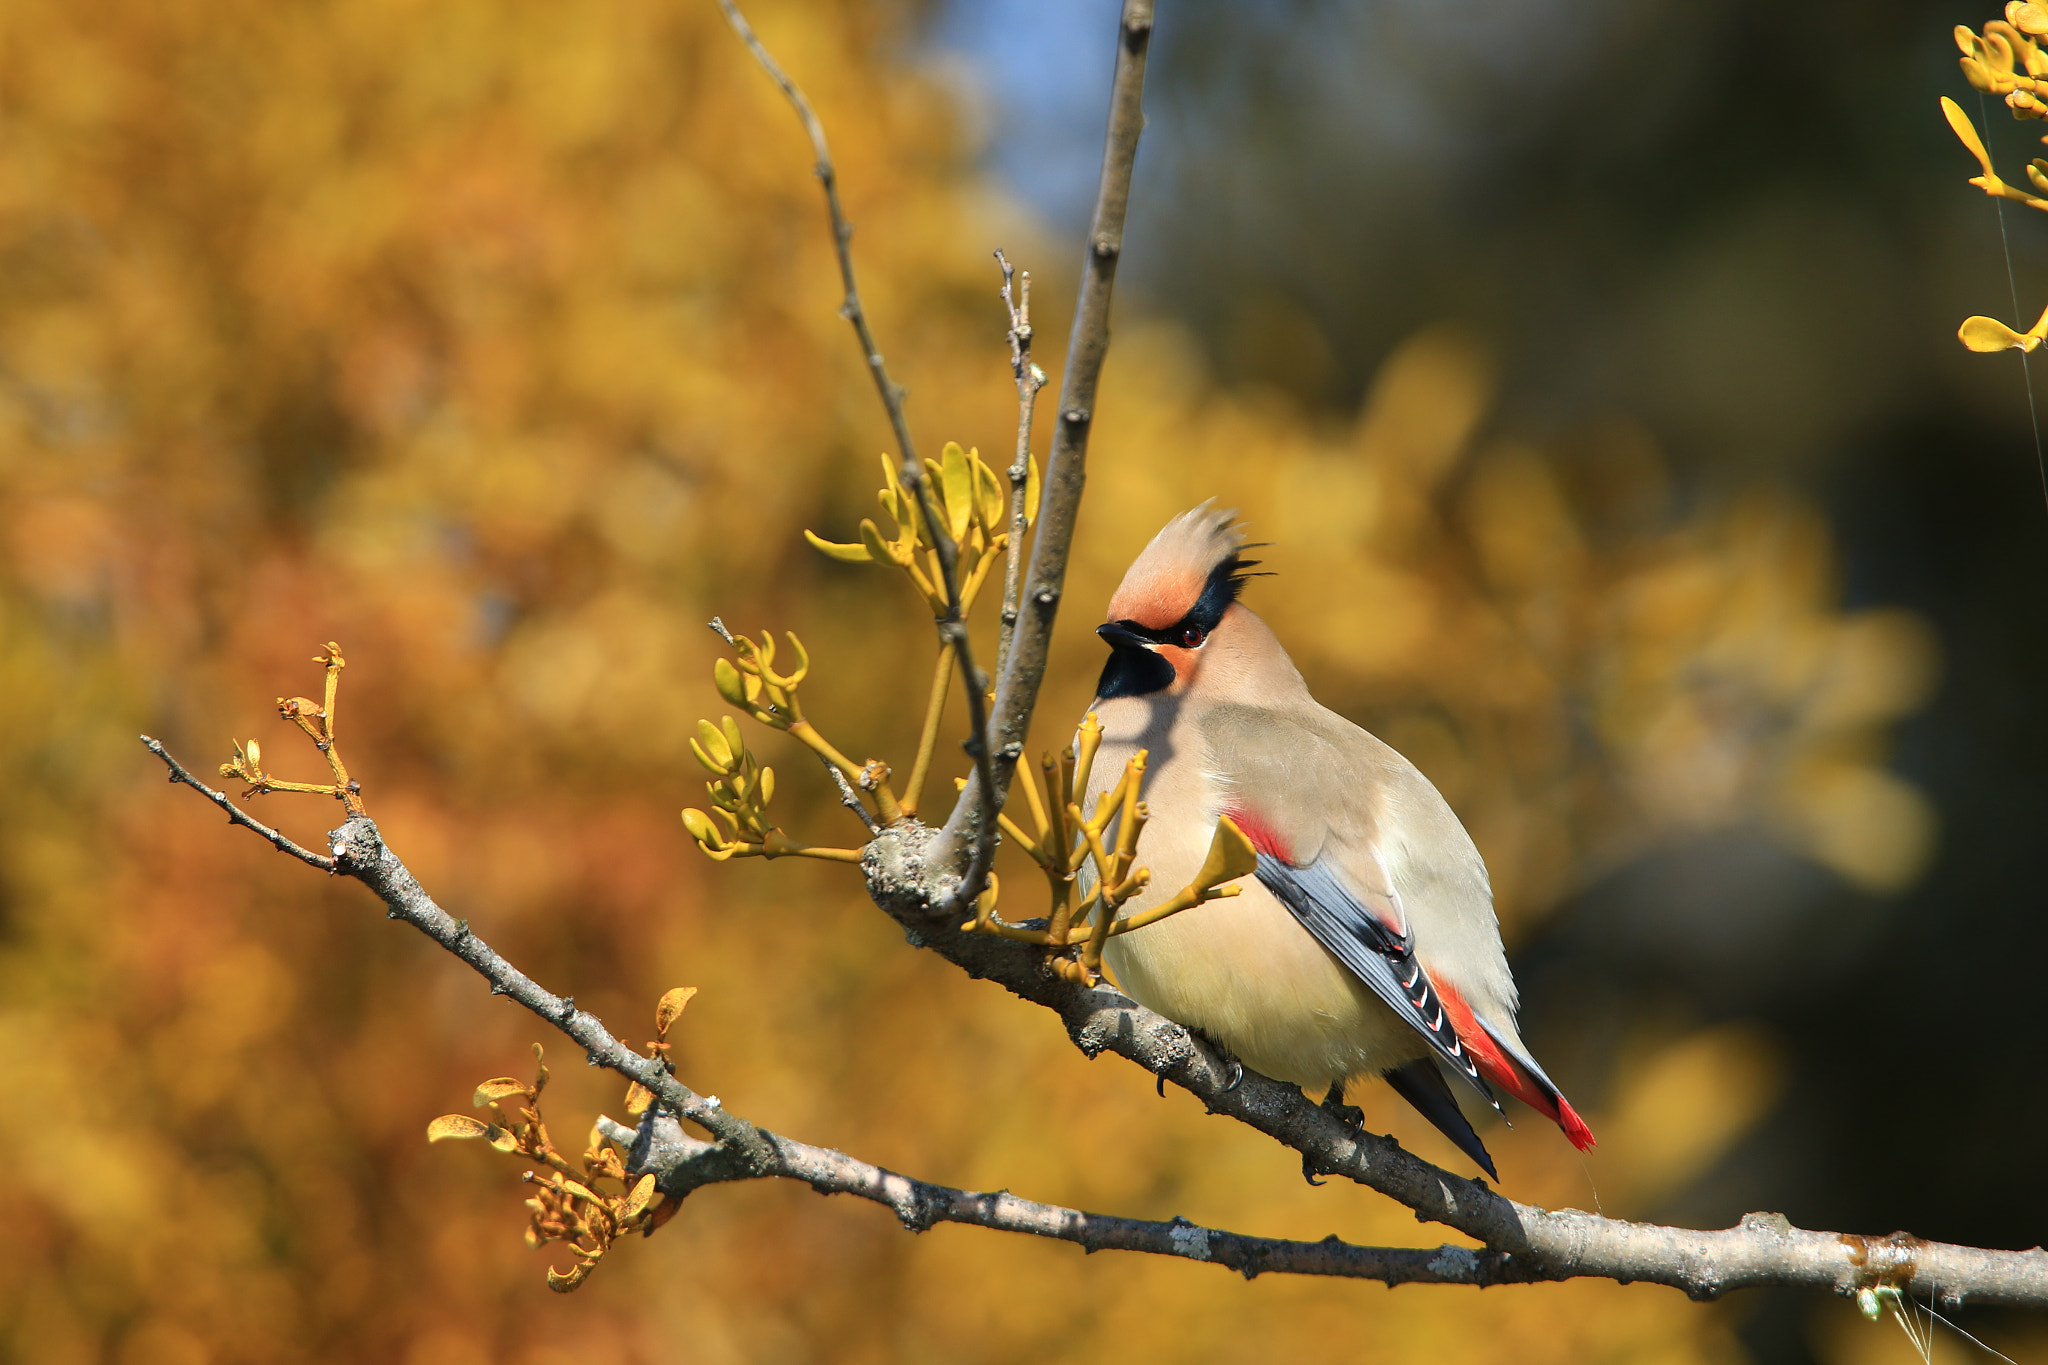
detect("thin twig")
[712,616,880,833]
[994,249,1044,673]
[711,0,998,851]
[935,0,1158,899]
[706,0,921,526]
[143,736,338,871]
[145,736,775,1165]
[827,761,881,836]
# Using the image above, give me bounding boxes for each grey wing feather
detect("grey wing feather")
[1255,854,1501,1113]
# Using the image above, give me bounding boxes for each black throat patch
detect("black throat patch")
[1095,646,1174,700]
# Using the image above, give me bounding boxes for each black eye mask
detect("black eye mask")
[1092,555,1256,699]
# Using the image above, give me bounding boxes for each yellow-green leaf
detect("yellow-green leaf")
[244,738,261,770]
[972,452,1004,534]
[692,720,733,772]
[859,518,899,566]
[699,719,733,766]
[759,765,775,805]
[1959,314,2040,351]
[803,529,872,563]
[1944,96,1996,176]
[1025,452,1041,527]
[532,1042,550,1094]
[713,658,747,707]
[624,1081,654,1116]
[941,441,974,542]
[680,808,723,848]
[427,1114,490,1142]
[655,985,699,1037]
[473,1077,531,1107]
[720,716,745,762]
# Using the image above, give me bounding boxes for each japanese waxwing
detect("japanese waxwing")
[1083,504,1593,1178]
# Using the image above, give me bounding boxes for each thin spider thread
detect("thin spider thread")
[1980,88,2048,517]
[1888,1285,2020,1365]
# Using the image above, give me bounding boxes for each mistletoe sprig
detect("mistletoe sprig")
[959,713,1259,985]
[426,987,699,1291]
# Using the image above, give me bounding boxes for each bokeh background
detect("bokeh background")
[0,0,2041,1361]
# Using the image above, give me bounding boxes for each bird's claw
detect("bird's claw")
[1321,1097,1364,1131]
[1302,1082,1364,1185]
[1189,1032,1243,1092]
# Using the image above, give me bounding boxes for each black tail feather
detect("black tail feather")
[1383,1059,1498,1181]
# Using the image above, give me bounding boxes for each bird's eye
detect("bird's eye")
[1180,626,1207,648]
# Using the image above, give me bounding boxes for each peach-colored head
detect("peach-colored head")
[1095,504,1282,701]
[1105,502,1247,631]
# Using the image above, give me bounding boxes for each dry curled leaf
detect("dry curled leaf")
[473,1077,531,1106]
[655,986,698,1038]
[426,1115,491,1142]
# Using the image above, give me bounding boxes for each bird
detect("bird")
[1081,504,1594,1180]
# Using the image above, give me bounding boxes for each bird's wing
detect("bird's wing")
[1251,851,1500,1112]
[1197,702,1597,1150]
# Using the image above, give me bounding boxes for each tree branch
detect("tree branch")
[994,248,1044,674]
[145,736,772,1167]
[932,0,1159,901]
[710,0,1000,874]
[145,733,2048,1309]
[854,819,2048,1309]
[143,736,338,871]
[599,1111,1540,1288]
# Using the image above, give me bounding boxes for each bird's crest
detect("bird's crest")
[1107,503,1261,631]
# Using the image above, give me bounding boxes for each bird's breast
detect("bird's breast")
[1081,700,1424,1088]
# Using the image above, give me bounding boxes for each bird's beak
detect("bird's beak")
[1096,621,1154,652]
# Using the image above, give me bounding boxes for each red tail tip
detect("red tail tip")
[1557,1097,1596,1152]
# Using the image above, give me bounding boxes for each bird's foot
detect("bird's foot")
[1189,1032,1242,1093]
[1320,1093,1365,1132]
[1302,1083,1366,1187]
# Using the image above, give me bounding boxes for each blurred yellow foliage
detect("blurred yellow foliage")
[0,0,1934,1360]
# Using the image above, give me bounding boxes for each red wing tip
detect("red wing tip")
[1556,1097,1596,1152]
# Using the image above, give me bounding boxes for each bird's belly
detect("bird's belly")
[1103,881,1427,1089]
